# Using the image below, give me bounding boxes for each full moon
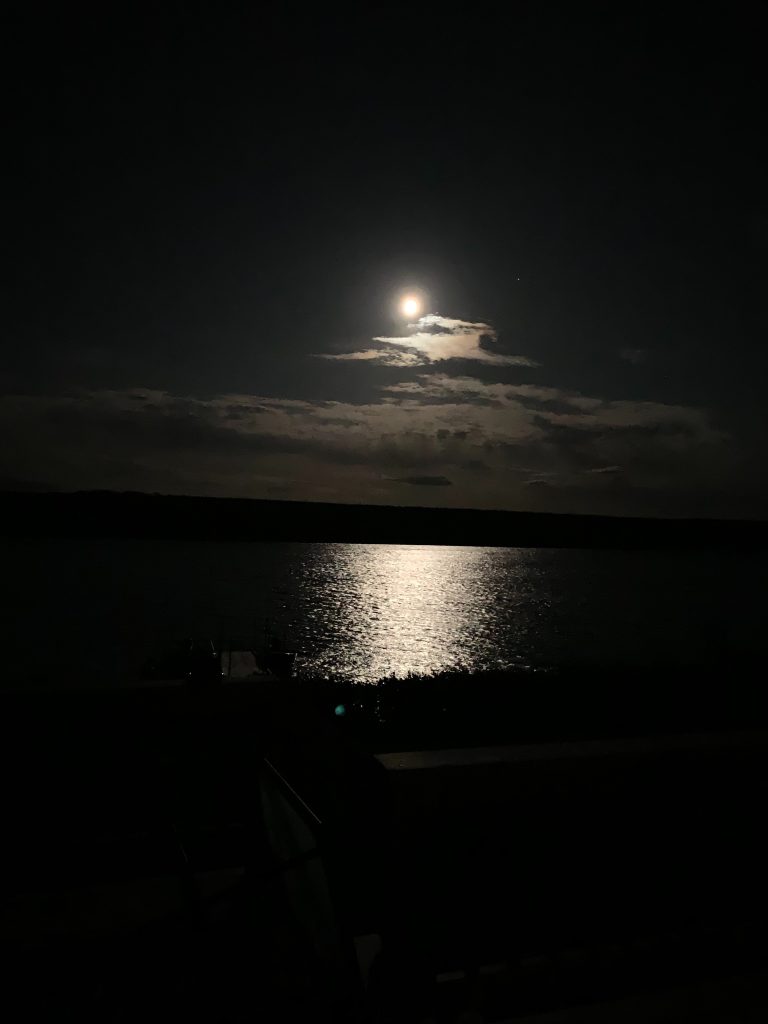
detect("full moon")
[400,295,422,318]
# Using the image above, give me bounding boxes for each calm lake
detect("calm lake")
[3,540,765,687]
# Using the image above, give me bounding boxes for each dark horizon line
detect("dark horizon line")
[2,489,767,549]
[5,486,768,524]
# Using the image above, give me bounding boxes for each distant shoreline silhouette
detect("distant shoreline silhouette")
[2,489,766,549]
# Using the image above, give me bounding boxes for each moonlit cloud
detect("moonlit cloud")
[317,312,539,367]
[316,348,422,367]
[0,374,731,517]
[374,313,539,366]
[382,375,720,439]
[0,301,749,516]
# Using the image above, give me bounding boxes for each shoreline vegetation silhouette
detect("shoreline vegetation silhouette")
[4,664,766,754]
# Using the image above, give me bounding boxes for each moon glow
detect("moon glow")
[400,294,422,318]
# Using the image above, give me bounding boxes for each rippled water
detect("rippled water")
[3,540,766,685]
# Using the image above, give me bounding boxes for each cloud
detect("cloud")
[375,313,539,366]
[316,348,423,367]
[3,303,752,522]
[0,373,729,515]
[318,312,539,367]
[394,475,453,487]
[384,375,720,441]
[383,375,599,409]
[8,285,762,517]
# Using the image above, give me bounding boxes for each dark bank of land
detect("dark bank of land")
[3,490,768,548]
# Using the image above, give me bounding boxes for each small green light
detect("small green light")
[334,703,346,717]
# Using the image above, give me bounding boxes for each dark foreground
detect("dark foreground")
[2,671,768,1021]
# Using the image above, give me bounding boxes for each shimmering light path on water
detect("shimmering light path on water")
[3,541,766,685]
[292,544,539,679]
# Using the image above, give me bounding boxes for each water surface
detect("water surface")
[2,541,764,685]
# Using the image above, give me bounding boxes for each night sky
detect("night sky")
[5,6,767,518]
